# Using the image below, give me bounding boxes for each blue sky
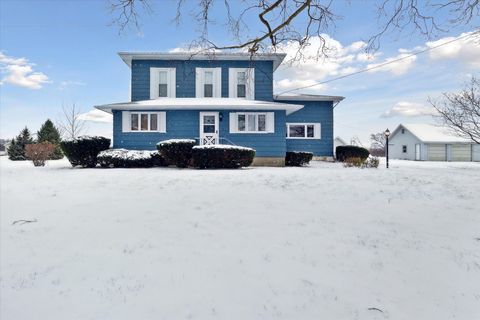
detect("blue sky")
[1,0,479,144]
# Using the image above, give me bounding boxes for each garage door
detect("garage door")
[428,144,446,161]
[473,144,480,162]
[451,144,471,161]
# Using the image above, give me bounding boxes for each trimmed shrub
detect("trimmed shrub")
[25,142,56,166]
[192,145,255,169]
[97,149,163,168]
[150,151,168,167]
[60,136,110,167]
[285,151,313,166]
[157,139,196,168]
[336,145,370,162]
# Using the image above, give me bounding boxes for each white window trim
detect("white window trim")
[195,68,222,98]
[286,123,321,139]
[229,112,274,134]
[150,67,176,99]
[122,111,166,133]
[228,68,254,99]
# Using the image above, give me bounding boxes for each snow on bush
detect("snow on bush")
[60,136,110,168]
[97,149,164,168]
[156,139,196,147]
[157,139,196,168]
[192,144,255,169]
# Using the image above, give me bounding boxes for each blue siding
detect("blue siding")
[113,109,286,157]
[131,60,273,102]
[279,100,334,157]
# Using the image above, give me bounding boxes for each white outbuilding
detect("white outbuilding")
[389,124,480,162]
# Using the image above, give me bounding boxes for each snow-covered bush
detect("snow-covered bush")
[285,151,313,166]
[336,145,370,162]
[157,139,196,168]
[192,145,255,169]
[97,149,167,168]
[25,142,55,167]
[60,136,110,168]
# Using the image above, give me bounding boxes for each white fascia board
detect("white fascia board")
[118,52,287,71]
[94,98,303,115]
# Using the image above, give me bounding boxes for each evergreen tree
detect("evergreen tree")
[7,127,34,160]
[37,119,63,159]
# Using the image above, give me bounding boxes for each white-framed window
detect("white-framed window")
[195,68,222,98]
[229,68,254,99]
[402,145,407,153]
[229,112,274,133]
[286,123,321,139]
[150,68,176,99]
[122,111,166,133]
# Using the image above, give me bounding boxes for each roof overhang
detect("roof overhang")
[274,93,345,102]
[95,98,303,115]
[118,52,287,71]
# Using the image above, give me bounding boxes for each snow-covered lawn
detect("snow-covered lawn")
[1,157,479,320]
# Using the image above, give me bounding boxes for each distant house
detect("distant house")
[389,124,480,162]
[94,52,344,165]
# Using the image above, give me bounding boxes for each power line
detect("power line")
[278,30,480,95]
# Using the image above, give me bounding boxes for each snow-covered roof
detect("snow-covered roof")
[94,98,304,115]
[274,93,345,102]
[391,124,472,143]
[118,52,287,71]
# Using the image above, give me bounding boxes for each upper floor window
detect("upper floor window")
[229,68,254,99]
[196,68,221,98]
[150,68,176,99]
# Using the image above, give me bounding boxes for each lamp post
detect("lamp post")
[384,128,391,169]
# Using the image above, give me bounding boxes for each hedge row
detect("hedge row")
[285,151,313,166]
[97,149,167,168]
[192,145,255,169]
[335,145,370,162]
[60,136,110,167]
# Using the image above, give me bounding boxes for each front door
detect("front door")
[200,112,219,145]
[415,144,421,160]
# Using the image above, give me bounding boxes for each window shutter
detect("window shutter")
[229,112,238,133]
[314,123,321,139]
[228,69,235,98]
[266,112,275,133]
[246,68,255,100]
[149,69,158,99]
[159,112,166,133]
[122,111,131,132]
[195,68,203,98]
[214,68,222,97]
[169,68,176,98]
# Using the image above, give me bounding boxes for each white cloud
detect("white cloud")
[0,52,50,89]
[367,53,417,76]
[59,80,85,90]
[273,35,376,93]
[78,109,113,123]
[381,101,437,118]
[426,31,480,68]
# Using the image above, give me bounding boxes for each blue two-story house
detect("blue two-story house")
[95,52,344,166]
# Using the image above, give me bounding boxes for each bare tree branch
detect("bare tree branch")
[57,103,86,140]
[430,76,480,144]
